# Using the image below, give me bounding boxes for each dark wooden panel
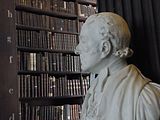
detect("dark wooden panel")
[0,0,18,119]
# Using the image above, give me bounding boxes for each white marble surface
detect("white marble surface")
[75,12,160,120]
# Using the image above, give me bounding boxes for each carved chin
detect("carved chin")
[81,64,88,72]
[81,64,85,70]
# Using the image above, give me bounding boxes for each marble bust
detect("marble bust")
[75,12,160,120]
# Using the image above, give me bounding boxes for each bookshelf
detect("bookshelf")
[0,0,97,119]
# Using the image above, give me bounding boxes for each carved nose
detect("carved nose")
[75,44,82,55]
[74,48,80,55]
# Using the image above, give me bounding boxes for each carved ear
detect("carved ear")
[100,40,112,59]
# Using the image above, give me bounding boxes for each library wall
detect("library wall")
[15,0,97,120]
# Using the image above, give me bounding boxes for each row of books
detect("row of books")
[17,30,78,50]
[17,52,81,72]
[18,74,90,98]
[16,0,75,14]
[16,11,77,32]
[78,4,96,18]
[20,104,81,120]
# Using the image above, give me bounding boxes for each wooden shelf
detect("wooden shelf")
[18,70,90,76]
[78,16,87,22]
[18,70,82,75]
[64,0,76,2]
[17,46,76,54]
[15,5,77,19]
[16,24,79,35]
[18,70,90,77]
[77,0,96,6]
[19,95,84,106]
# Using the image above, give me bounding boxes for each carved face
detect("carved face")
[75,25,102,72]
[75,12,132,73]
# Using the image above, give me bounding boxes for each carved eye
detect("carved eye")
[107,22,113,26]
[117,51,121,54]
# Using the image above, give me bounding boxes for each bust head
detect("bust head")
[75,12,133,73]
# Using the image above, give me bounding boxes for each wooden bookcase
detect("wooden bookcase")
[0,0,97,119]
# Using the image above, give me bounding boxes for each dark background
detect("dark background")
[97,0,160,84]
